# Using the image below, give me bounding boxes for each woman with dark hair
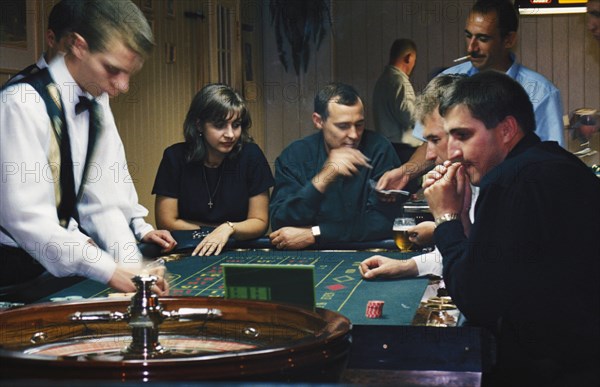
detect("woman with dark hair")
[153,84,274,256]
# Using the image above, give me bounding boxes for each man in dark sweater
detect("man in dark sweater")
[269,83,401,249]
[425,71,599,386]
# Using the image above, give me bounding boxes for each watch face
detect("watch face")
[311,226,321,237]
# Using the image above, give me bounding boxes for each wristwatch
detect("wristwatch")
[311,225,321,240]
[434,213,459,227]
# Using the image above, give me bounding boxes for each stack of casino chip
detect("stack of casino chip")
[365,300,384,318]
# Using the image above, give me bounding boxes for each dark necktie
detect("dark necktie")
[75,95,96,115]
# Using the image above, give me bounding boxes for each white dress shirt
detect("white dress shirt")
[0,56,153,283]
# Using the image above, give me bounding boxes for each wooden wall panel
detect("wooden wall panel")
[568,15,586,112]
[365,0,384,115]
[380,0,398,72]
[261,0,334,164]
[314,1,334,125]
[519,16,537,69]
[351,1,369,98]
[410,2,429,95]
[551,16,570,113]
[424,8,444,85]
[110,0,208,225]
[584,30,600,108]
[262,0,284,166]
[242,0,266,154]
[535,16,553,81]
[332,0,353,89]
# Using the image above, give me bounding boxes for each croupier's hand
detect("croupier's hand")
[141,230,177,252]
[108,266,169,296]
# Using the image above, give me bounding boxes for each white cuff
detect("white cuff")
[411,248,443,277]
[131,217,154,241]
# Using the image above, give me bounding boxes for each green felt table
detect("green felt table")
[37,249,494,377]
[44,250,428,326]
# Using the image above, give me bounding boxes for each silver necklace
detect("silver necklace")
[202,165,222,209]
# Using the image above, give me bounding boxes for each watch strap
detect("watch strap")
[434,213,459,227]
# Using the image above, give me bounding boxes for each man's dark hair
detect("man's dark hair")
[472,0,519,38]
[439,71,536,133]
[389,38,417,65]
[48,1,81,41]
[314,82,361,121]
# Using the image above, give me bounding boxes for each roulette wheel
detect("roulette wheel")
[0,276,351,382]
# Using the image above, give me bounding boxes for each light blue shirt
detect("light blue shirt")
[413,54,565,147]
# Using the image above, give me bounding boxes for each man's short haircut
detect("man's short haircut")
[415,74,467,124]
[48,0,81,41]
[389,38,417,65]
[472,0,519,38]
[72,0,154,58]
[439,71,536,134]
[314,82,361,121]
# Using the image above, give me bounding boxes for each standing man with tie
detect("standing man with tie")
[0,0,176,302]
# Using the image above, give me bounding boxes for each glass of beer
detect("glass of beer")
[393,217,416,251]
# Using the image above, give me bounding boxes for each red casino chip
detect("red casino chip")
[365,300,384,318]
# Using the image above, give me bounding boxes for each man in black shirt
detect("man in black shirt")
[425,71,599,385]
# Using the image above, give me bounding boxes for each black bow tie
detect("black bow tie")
[75,96,95,115]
